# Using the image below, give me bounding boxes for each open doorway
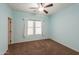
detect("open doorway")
[8,17,12,45]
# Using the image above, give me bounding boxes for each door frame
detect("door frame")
[8,17,12,45]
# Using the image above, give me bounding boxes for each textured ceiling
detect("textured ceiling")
[8,3,73,15]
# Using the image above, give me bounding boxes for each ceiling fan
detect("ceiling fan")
[29,3,53,14]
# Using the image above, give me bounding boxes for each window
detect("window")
[27,21,34,35]
[35,21,42,34]
[27,20,42,35]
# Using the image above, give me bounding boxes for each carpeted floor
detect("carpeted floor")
[5,39,79,55]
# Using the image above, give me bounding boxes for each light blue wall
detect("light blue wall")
[1,3,79,54]
[0,4,12,54]
[12,10,49,43]
[50,4,79,52]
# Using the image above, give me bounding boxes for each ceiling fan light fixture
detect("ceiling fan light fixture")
[38,7,44,12]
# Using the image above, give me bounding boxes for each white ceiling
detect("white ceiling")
[8,3,73,15]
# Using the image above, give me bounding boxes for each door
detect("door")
[8,17,12,45]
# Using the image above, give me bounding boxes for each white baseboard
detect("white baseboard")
[11,38,49,44]
[50,37,79,52]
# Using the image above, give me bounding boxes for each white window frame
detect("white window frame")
[27,20,42,35]
[27,20,34,35]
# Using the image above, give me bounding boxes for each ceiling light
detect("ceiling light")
[38,7,44,12]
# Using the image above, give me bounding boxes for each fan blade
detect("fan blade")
[43,10,48,14]
[41,3,43,7]
[45,4,53,8]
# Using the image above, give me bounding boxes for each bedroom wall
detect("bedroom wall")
[12,10,49,43]
[50,4,79,52]
[0,4,12,54]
